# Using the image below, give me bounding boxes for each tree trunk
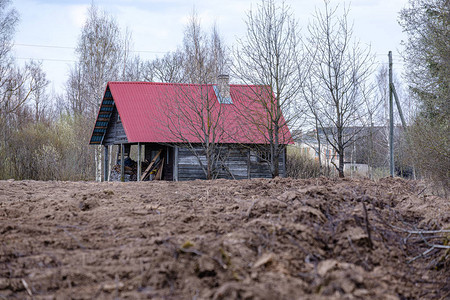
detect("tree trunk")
[337,127,345,178]
[206,145,212,180]
[95,145,102,182]
[315,117,323,175]
[338,145,345,178]
[273,151,279,178]
[272,125,280,178]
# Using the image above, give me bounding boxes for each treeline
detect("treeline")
[399,0,449,192]
[0,1,233,181]
[0,0,447,192]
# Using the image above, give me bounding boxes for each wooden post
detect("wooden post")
[120,143,125,182]
[104,145,109,182]
[247,149,251,179]
[173,146,179,181]
[107,145,112,181]
[389,51,394,177]
[391,84,407,128]
[391,78,415,179]
[137,142,141,181]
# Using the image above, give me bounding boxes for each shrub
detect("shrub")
[286,149,321,179]
[407,118,449,195]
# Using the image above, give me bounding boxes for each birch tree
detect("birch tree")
[0,0,19,119]
[66,4,127,181]
[75,5,124,117]
[0,0,51,178]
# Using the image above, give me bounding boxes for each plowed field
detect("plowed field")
[0,177,448,299]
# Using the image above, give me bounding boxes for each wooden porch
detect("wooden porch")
[102,143,176,182]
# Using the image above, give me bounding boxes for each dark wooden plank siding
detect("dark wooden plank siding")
[178,147,207,181]
[103,108,128,145]
[176,144,286,181]
[249,150,272,179]
[216,148,249,180]
[248,147,285,178]
[177,146,251,181]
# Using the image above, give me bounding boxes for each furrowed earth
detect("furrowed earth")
[0,177,448,299]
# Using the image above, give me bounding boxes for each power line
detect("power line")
[14,43,168,54]
[376,61,406,65]
[15,43,73,50]
[375,53,402,57]
[132,49,168,54]
[16,57,76,62]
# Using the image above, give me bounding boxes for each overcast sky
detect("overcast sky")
[12,0,408,94]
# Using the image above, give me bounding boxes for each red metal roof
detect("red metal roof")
[90,81,293,145]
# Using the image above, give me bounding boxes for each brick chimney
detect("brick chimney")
[217,74,230,99]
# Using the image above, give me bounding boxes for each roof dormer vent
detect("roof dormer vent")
[215,74,232,104]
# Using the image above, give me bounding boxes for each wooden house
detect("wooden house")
[89,76,293,181]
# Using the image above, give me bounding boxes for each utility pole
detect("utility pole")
[389,51,394,177]
[388,51,413,178]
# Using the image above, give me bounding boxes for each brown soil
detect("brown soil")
[0,177,448,299]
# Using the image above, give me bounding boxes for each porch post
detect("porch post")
[137,142,141,181]
[107,145,112,181]
[247,149,251,179]
[104,145,109,182]
[173,145,178,181]
[120,143,125,182]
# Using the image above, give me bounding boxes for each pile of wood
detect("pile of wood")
[140,150,164,181]
[110,150,165,181]
[110,164,135,181]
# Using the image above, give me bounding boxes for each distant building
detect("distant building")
[292,130,338,171]
[293,126,405,177]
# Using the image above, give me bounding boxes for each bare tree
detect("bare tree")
[360,78,382,178]
[304,1,374,177]
[144,50,185,83]
[75,4,124,118]
[161,12,231,179]
[0,0,53,179]
[64,63,87,116]
[123,55,146,81]
[182,14,229,83]
[65,4,128,181]
[302,75,327,174]
[233,0,306,178]
[27,60,50,122]
[0,0,20,117]
[0,48,48,145]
